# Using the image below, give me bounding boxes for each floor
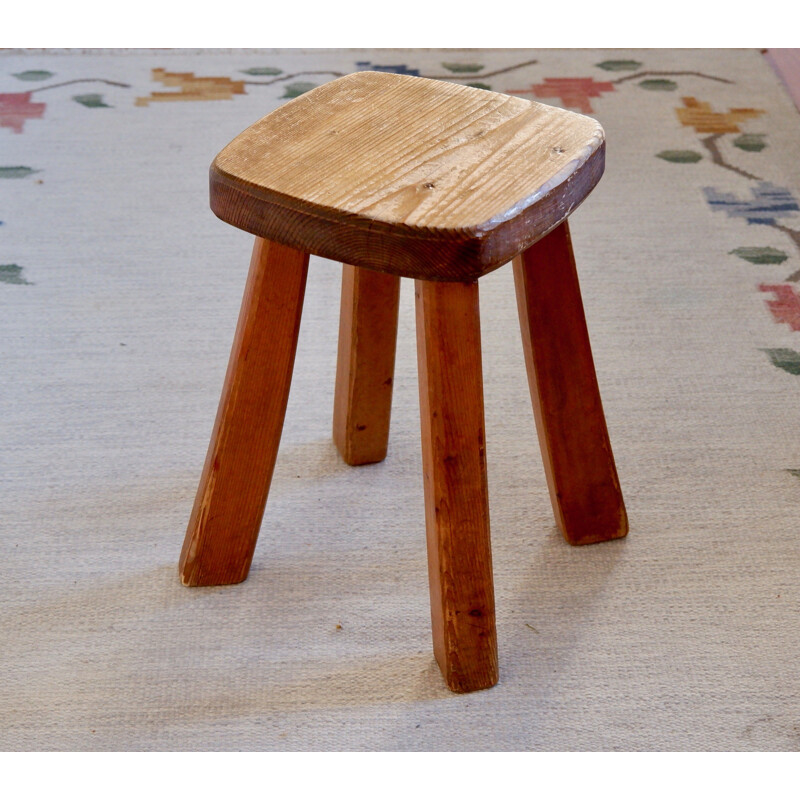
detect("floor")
[764,49,800,111]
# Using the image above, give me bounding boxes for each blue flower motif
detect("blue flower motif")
[355,61,420,76]
[703,182,800,225]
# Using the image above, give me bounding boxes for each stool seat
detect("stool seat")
[210,71,605,281]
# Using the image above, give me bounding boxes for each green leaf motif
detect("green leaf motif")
[73,93,110,108]
[762,348,800,375]
[639,79,677,91]
[241,67,282,76]
[734,133,767,152]
[730,246,788,264]
[0,166,40,179]
[0,264,33,285]
[657,150,702,163]
[282,82,316,98]
[442,62,484,73]
[786,469,800,480]
[13,70,54,81]
[466,82,492,91]
[596,60,642,71]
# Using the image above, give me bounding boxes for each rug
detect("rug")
[2,48,800,751]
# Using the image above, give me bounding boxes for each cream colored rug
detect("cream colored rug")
[3,48,800,751]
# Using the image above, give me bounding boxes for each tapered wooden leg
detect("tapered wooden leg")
[333,264,400,466]
[415,279,498,693]
[512,220,628,546]
[180,237,309,587]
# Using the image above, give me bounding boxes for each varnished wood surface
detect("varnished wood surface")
[415,279,498,692]
[513,221,627,546]
[180,237,309,586]
[333,264,400,465]
[210,71,605,281]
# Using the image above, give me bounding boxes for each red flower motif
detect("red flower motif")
[507,77,614,114]
[760,284,800,331]
[0,92,46,133]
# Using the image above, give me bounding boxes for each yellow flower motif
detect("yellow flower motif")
[676,97,764,134]
[135,69,246,106]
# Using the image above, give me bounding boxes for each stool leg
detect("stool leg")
[180,237,309,587]
[333,264,400,465]
[415,279,498,693]
[512,220,628,546]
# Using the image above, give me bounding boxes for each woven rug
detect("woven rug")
[3,48,800,751]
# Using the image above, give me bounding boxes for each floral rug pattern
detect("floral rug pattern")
[4,52,800,382]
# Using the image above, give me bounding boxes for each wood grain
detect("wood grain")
[415,279,498,692]
[210,71,605,281]
[513,221,627,546]
[333,263,400,466]
[180,237,309,586]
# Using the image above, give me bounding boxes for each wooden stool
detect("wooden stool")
[179,71,628,693]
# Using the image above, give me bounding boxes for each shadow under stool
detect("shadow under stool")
[179,71,628,694]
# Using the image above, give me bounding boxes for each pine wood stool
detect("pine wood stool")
[179,71,628,693]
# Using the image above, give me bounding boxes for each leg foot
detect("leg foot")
[415,279,498,693]
[180,237,309,586]
[513,220,628,546]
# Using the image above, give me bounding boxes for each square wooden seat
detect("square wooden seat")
[180,71,628,694]
[210,71,605,282]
